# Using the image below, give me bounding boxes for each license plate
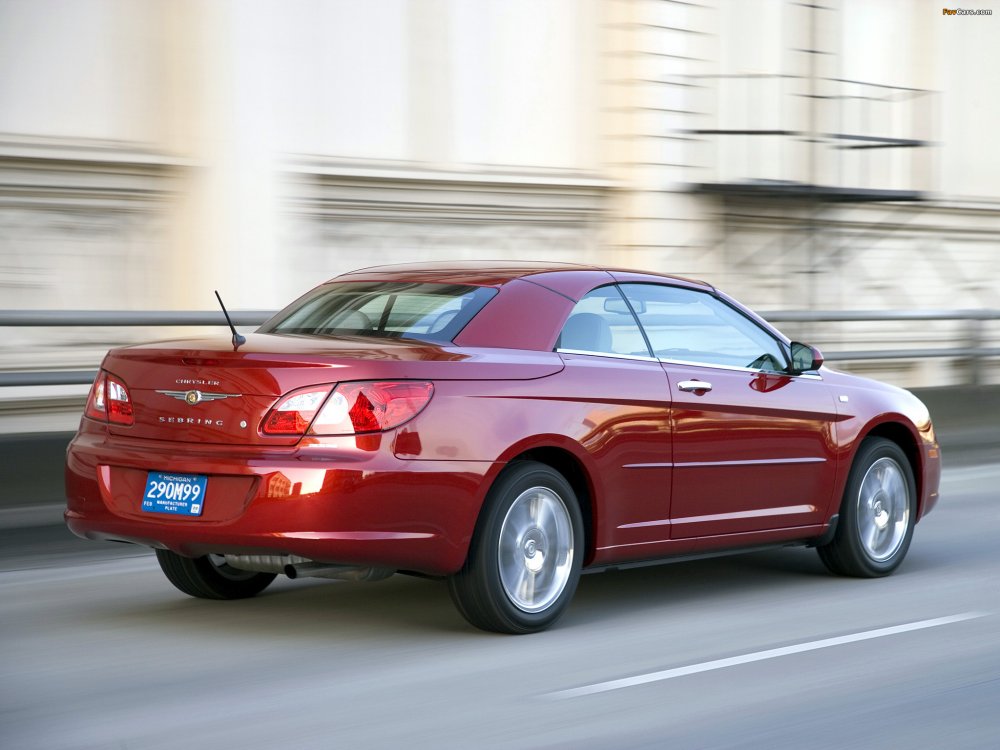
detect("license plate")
[142,472,208,516]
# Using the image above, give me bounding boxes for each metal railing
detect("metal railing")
[764,310,1000,384]
[0,310,271,387]
[0,311,273,327]
[0,308,998,387]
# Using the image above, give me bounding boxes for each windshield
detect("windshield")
[259,281,497,342]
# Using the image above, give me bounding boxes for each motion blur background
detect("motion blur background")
[3,5,1000,748]
[1,0,999,433]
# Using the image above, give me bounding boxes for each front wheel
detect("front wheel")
[448,461,584,634]
[817,438,916,577]
[155,550,276,600]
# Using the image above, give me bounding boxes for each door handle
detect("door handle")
[678,380,712,393]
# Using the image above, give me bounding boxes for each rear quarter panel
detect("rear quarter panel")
[393,356,675,563]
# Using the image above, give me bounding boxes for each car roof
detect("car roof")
[337,260,712,292]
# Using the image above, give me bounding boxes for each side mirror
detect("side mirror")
[789,342,824,374]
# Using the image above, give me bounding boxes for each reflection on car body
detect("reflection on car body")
[66,261,941,633]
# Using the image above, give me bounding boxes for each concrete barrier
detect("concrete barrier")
[0,432,73,527]
[911,386,1000,466]
[2,386,997,529]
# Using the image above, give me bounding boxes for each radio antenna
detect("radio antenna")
[214,290,246,349]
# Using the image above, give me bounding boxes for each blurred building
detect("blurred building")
[1,0,998,388]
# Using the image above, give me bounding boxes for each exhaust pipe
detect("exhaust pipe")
[283,563,394,582]
[223,553,393,582]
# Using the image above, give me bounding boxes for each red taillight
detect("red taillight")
[85,374,106,421]
[106,375,134,424]
[261,386,333,435]
[85,371,134,426]
[261,381,434,437]
[311,381,434,435]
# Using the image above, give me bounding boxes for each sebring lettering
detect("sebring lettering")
[158,417,224,426]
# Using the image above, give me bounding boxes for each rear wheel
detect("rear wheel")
[448,461,583,634]
[155,550,276,600]
[817,437,916,577]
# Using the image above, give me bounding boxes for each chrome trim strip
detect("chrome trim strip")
[676,457,827,468]
[671,504,818,526]
[659,357,824,380]
[625,457,826,469]
[556,350,824,378]
[618,504,818,530]
[557,348,658,362]
[659,357,769,374]
[618,518,672,529]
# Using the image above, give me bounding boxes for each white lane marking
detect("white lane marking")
[549,612,989,699]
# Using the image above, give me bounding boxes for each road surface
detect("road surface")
[2,464,998,749]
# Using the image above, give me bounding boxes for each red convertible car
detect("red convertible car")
[66,262,941,633]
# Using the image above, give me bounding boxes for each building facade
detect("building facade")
[1,0,998,387]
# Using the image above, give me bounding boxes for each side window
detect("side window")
[620,283,787,372]
[556,286,652,358]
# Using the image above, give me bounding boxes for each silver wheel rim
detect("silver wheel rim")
[207,554,260,582]
[497,486,574,613]
[856,457,910,562]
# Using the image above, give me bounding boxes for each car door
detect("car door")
[553,285,675,552]
[619,283,840,539]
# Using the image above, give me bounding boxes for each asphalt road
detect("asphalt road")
[2,465,998,750]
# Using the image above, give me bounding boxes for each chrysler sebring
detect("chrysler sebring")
[65,262,941,633]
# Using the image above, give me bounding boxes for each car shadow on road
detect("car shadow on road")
[72,547,827,640]
[65,541,957,640]
[86,572,477,640]
[571,548,827,610]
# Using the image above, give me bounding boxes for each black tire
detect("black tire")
[448,461,584,634]
[155,549,276,600]
[817,437,916,577]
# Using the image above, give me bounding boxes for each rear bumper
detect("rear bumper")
[65,423,494,576]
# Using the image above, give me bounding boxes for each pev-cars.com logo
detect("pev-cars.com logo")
[942,7,993,14]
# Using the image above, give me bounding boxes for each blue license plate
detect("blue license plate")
[142,472,208,516]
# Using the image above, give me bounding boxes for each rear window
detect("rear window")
[259,282,497,342]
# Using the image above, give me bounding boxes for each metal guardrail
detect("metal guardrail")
[763,310,1000,323]
[0,308,997,387]
[0,310,273,327]
[0,310,274,387]
[764,310,1000,384]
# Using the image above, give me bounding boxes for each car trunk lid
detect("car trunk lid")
[100,333,562,445]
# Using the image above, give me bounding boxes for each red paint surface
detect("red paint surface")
[66,262,941,575]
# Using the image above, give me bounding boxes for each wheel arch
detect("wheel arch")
[858,419,923,514]
[509,446,596,566]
